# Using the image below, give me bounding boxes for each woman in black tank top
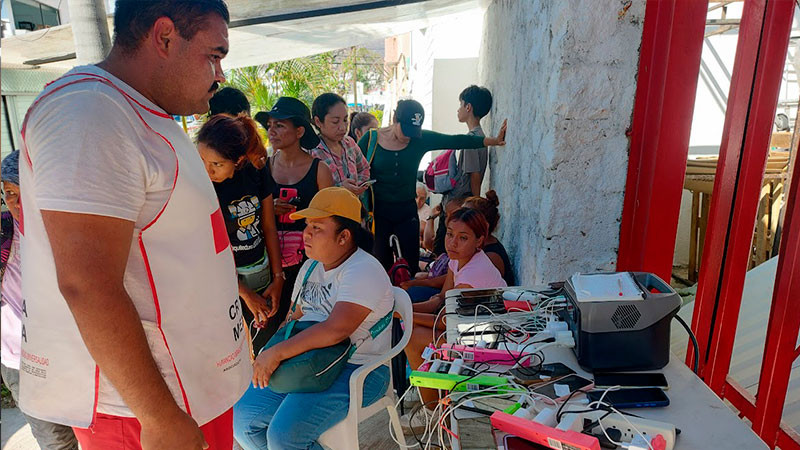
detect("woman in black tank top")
[256,97,334,340]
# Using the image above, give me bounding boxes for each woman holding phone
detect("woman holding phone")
[358,99,507,275]
[310,93,372,196]
[255,97,334,339]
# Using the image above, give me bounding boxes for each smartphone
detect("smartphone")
[279,188,298,224]
[586,387,670,409]
[457,295,498,307]
[360,179,377,187]
[503,435,551,450]
[531,374,593,400]
[510,363,576,385]
[593,372,669,390]
[456,302,506,316]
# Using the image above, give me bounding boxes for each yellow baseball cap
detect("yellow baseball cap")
[289,187,362,223]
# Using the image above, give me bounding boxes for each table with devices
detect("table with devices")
[403,272,767,450]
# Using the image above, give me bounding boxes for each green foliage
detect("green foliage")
[223,46,386,115]
[369,108,384,125]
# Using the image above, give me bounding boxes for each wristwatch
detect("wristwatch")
[273,271,287,280]
[426,216,436,221]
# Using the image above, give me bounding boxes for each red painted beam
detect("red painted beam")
[751,3,800,440]
[616,0,706,282]
[688,0,794,383]
[723,377,757,420]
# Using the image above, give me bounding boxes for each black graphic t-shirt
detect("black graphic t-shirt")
[213,163,276,267]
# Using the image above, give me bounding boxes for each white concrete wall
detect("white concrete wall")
[478,0,646,284]
[432,58,478,135]
[406,9,484,169]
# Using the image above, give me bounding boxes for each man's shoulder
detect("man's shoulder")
[29,77,137,127]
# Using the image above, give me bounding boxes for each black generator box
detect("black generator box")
[559,272,681,372]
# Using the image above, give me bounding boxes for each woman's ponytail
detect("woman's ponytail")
[235,114,267,169]
[198,113,267,169]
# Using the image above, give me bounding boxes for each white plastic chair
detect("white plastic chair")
[318,287,412,450]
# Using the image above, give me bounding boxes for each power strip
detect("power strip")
[558,406,676,450]
[440,343,533,366]
[490,411,601,450]
[409,370,517,393]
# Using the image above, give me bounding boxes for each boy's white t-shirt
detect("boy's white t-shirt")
[293,249,394,364]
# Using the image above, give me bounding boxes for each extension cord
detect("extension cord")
[558,405,676,450]
[409,370,518,393]
[490,411,601,450]
[441,343,534,367]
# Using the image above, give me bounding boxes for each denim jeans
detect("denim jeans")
[406,286,440,303]
[233,363,390,450]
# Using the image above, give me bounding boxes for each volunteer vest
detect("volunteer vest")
[17,72,252,428]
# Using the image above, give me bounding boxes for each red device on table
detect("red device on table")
[279,188,298,224]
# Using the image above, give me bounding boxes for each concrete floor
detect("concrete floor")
[2,407,37,450]
[1,406,414,450]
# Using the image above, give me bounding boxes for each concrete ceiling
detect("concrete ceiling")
[1,0,483,71]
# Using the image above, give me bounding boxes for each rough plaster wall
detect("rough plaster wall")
[479,0,645,284]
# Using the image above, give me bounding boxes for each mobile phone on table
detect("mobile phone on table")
[359,179,377,188]
[510,363,576,384]
[279,188,298,224]
[531,374,592,400]
[593,372,669,390]
[586,387,670,409]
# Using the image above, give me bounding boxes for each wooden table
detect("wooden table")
[684,172,785,282]
[443,290,768,450]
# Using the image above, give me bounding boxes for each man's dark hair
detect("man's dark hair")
[113,0,230,53]
[209,87,250,116]
[458,85,493,119]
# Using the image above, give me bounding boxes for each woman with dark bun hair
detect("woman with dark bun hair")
[197,113,285,351]
[348,111,379,142]
[463,190,515,286]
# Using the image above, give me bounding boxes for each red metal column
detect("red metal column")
[752,59,800,447]
[689,0,795,389]
[616,0,706,282]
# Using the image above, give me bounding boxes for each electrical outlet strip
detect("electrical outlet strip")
[440,344,532,366]
[408,370,517,393]
[557,406,676,450]
[490,411,602,450]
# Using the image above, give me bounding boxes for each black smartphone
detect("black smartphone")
[455,302,506,316]
[457,295,496,307]
[510,363,576,383]
[503,435,551,450]
[593,372,669,390]
[586,387,670,409]
[531,374,592,399]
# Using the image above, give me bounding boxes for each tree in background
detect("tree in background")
[224,46,386,115]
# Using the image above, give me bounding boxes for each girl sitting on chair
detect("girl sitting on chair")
[234,187,394,450]
[401,208,507,433]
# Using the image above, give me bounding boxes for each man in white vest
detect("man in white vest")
[18,1,252,449]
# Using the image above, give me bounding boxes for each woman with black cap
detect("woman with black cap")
[357,98,507,274]
[255,97,334,338]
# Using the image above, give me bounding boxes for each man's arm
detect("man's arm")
[42,211,206,449]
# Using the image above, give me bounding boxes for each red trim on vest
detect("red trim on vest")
[64,72,172,119]
[91,366,100,428]
[22,74,193,418]
[210,208,230,254]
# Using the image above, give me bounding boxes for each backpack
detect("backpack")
[387,235,411,286]
[362,129,379,233]
[424,149,458,194]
